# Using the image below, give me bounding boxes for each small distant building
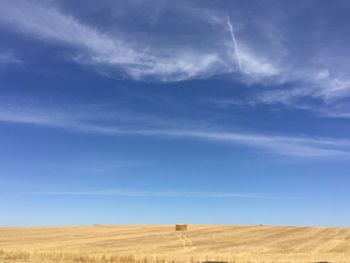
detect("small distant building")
[175,224,187,231]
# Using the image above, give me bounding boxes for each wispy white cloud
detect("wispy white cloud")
[226,15,242,70]
[217,20,350,117]
[225,15,279,80]
[1,0,350,117]
[0,0,226,82]
[0,1,283,82]
[313,70,350,101]
[207,98,254,108]
[0,102,349,157]
[0,51,22,65]
[29,189,275,199]
[223,6,350,115]
[252,68,350,116]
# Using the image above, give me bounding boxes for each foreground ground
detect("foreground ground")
[0,224,349,263]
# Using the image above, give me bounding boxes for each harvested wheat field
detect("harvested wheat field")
[1,224,350,263]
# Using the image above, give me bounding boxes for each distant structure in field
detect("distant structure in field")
[175,224,187,231]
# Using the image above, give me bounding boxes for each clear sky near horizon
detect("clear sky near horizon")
[1,0,350,227]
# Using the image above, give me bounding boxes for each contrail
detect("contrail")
[226,14,242,71]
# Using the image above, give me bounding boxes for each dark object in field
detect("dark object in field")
[175,224,187,231]
[314,261,330,263]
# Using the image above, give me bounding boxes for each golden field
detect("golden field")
[0,224,350,263]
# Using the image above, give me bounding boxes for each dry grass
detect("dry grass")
[0,224,350,262]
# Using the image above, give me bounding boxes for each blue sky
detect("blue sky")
[1,0,350,227]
